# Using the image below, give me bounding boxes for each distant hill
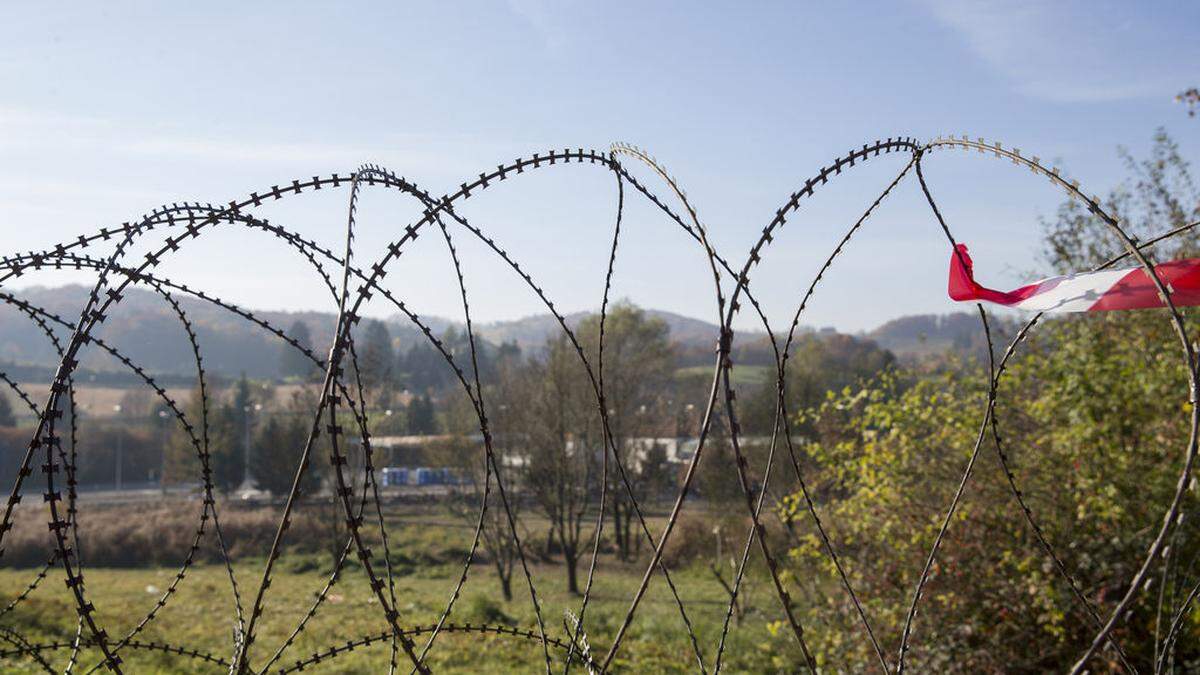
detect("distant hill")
[0,284,996,379]
[866,312,1017,359]
[0,284,457,380]
[469,308,756,353]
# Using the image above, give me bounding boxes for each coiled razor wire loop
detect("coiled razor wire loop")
[0,138,1196,673]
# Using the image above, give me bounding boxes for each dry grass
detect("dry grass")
[1,500,335,567]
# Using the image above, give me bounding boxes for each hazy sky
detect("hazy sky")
[2,1,1198,332]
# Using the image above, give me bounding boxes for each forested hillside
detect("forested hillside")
[0,283,982,380]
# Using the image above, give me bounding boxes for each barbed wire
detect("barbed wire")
[0,137,1196,673]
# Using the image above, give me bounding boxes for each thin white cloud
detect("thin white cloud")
[123,137,376,165]
[0,105,518,177]
[918,0,1196,103]
[506,0,572,52]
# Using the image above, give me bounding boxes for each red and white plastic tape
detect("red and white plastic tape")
[948,244,1200,313]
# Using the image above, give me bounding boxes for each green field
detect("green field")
[0,511,792,673]
[674,365,772,388]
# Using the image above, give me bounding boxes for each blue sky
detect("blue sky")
[2,1,1198,333]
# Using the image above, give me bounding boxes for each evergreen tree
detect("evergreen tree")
[249,399,322,498]
[0,392,15,427]
[406,393,437,435]
[357,320,394,395]
[280,319,317,381]
[400,342,446,393]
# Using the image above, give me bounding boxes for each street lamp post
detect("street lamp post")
[112,404,123,491]
[158,409,169,493]
[242,402,262,491]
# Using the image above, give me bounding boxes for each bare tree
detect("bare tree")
[525,335,598,595]
[439,361,527,601]
[707,523,749,626]
[578,303,673,561]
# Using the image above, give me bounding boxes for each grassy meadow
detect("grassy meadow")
[0,504,792,674]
